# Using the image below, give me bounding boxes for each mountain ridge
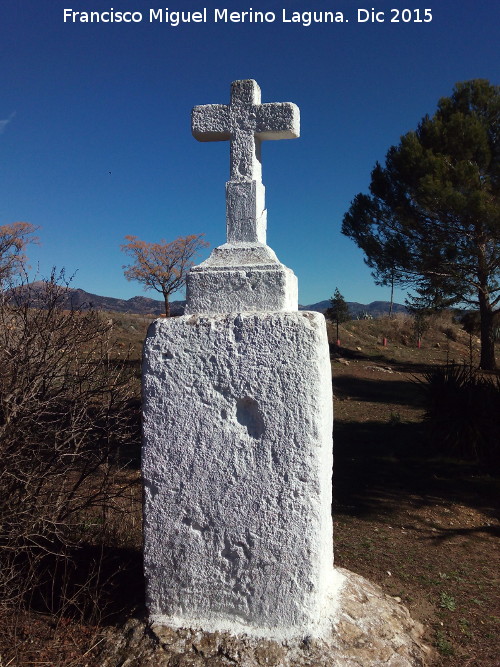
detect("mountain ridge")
[303,299,407,317]
[21,285,405,318]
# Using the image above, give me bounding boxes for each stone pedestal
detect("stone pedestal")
[142,310,338,638]
[99,570,433,666]
[185,242,298,314]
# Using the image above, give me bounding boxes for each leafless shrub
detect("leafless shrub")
[0,270,139,619]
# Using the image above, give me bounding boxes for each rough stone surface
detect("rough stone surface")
[188,80,299,313]
[98,569,434,666]
[142,311,335,638]
[226,181,267,243]
[192,79,299,183]
[185,242,298,314]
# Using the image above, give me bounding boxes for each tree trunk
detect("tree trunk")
[163,293,170,318]
[389,274,394,318]
[478,290,496,370]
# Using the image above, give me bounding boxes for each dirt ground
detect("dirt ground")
[330,316,499,666]
[1,312,498,666]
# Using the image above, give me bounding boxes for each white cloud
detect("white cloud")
[0,112,16,134]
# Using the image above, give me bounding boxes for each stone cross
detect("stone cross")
[192,79,299,244]
[143,79,339,639]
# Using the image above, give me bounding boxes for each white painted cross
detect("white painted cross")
[192,80,300,243]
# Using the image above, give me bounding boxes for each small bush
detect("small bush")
[440,592,457,611]
[412,311,430,342]
[418,363,500,462]
[442,326,458,341]
[0,271,139,617]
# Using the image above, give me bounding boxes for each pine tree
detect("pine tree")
[342,80,500,369]
[327,288,350,344]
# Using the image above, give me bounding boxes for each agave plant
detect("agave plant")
[418,363,500,461]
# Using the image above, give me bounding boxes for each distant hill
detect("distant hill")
[65,290,406,318]
[9,284,184,316]
[63,288,186,316]
[10,284,406,318]
[299,300,407,318]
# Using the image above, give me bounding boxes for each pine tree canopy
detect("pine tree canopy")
[327,288,350,324]
[342,79,500,369]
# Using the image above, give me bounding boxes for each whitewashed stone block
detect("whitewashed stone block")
[185,242,298,314]
[226,181,267,243]
[142,311,336,638]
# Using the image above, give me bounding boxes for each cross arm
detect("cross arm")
[256,103,300,141]
[192,104,231,142]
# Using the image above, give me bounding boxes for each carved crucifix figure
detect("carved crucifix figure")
[191,80,299,244]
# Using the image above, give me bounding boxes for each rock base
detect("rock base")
[98,568,434,666]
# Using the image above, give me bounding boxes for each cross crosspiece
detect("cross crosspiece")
[192,79,300,182]
[192,80,299,244]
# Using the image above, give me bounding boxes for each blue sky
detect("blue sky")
[0,0,498,306]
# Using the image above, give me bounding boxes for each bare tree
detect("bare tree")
[0,269,138,613]
[0,222,38,284]
[121,234,208,316]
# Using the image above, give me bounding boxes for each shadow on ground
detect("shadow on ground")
[333,416,499,527]
[330,343,437,374]
[26,545,144,623]
[333,374,424,406]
